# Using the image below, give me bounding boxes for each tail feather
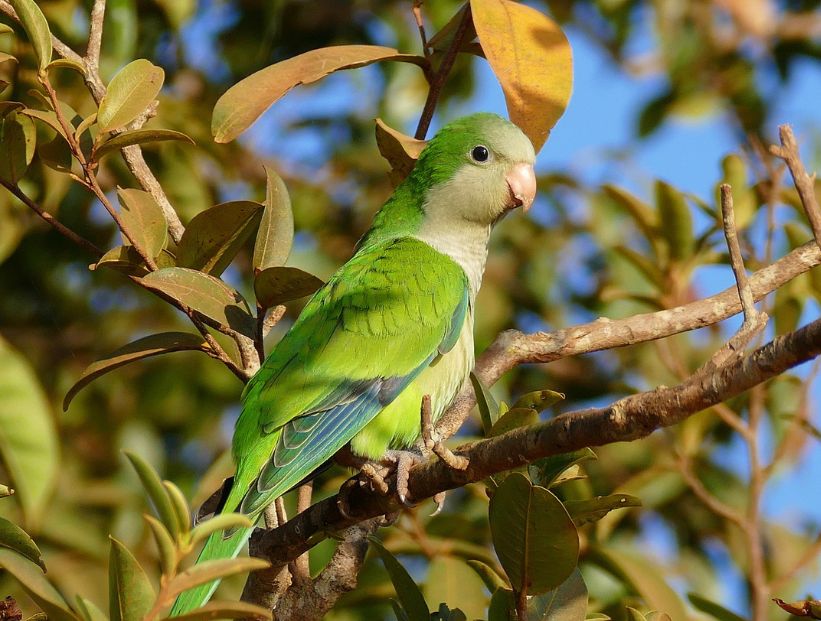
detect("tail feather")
[169,525,254,616]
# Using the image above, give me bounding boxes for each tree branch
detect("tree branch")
[85,0,105,70]
[771,124,821,245]
[250,315,821,569]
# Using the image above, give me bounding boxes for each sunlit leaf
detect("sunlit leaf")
[511,390,565,413]
[140,267,255,337]
[374,118,426,185]
[0,516,44,570]
[489,473,579,594]
[21,107,68,138]
[46,58,87,76]
[144,514,177,576]
[190,513,253,546]
[94,128,194,159]
[564,494,642,526]
[76,596,109,621]
[655,180,693,262]
[98,59,164,132]
[719,154,756,229]
[0,337,59,529]
[253,166,294,271]
[0,550,75,621]
[470,372,500,435]
[254,266,324,309]
[687,593,746,621]
[527,568,587,621]
[177,200,263,276]
[528,448,596,489]
[0,112,36,184]
[370,537,430,621]
[166,557,271,598]
[212,46,426,143]
[117,188,168,260]
[424,556,487,620]
[466,559,509,592]
[90,245,149,277]
[489,407,539,437]
[125,451,183,540]
[9,0,51,72]
[159,601,272,621]
[0,24,15,35]
[470,0,573,151]
[63,332,208,410]
[108,537,155,621]
[162,480,191,537]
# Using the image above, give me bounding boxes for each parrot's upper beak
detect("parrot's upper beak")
[505,163,537,213]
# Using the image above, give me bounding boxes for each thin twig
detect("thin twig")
[412,1,430,57]
[86,0,105,69]
[0,181,103,256]
[771,125,821,245]
[414,5,472,139]
[746,386,769,621]
[676,454,746,528]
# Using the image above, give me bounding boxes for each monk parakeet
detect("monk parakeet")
[171,113,536,614]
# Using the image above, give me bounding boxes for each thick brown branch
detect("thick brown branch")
[251,316,821,568]
[86,0,105,69]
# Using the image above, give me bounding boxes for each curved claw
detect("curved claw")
[430,491,446,517]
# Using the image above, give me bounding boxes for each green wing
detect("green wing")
[231,236,469,515]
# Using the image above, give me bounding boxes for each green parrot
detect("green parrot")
[171,113,536,614]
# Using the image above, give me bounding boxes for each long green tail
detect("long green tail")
[169,525,254,615]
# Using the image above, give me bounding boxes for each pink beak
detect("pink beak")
[505,162,537,213]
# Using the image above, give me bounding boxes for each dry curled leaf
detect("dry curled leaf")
[375,118,427,186]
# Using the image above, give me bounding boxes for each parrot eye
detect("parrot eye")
[470,145,490,163]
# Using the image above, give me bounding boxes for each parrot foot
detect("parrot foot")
[420,395,469,471]
[431,491,447,516]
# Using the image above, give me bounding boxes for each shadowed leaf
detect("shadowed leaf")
[109,537,154,621]
[626,608,647,621]
[564,494,642,526]
[254,266,324,309]
[0,337,59,529]
[471,372,500,434]
[466,559,509,592]
[687,593,746,621]
[0,517,44,570]
[655,180,693,262]
[125,451,183,539]
[489,407,539,437]
[511,389,565,413]
[162,480,191,537]
[178,200,263,276]
[166,558,271,598]
[117,188,168,260]
[212,46,426,143]
[63,332,208,410]
[94,128,193,160]
[75,596,108,621]
[527,568,587,621]
[159,601,272,621]
[488,588,515,621]
[90,245,150,277]
[375,118,426,185]
[21,108,68,138]
[0,550,76,621]
[141,267,255,337]
[0,52,17,64]
[190,513,253,546]
[0,112,36,184]
[9,0,51,71]
[370,537,430,621]
[39,133,72,173]
[144,514,176,576]
[253,166,294,271]
[470,0,572,151]
[424,556,487,620]
[46,58,87,76]
[489,472,579,594]
[529,449,597,489]
[98,59,164,131]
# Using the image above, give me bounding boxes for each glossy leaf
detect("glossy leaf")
[424,556,487,621]
[0,516,44,569]
[687,593,746,621]
[75,112,98,140]
[470,0,572,151]
[489,473,579,594]
[527,568,587,621]
[90,245,150,277]
[94,128,194,159]
[125,451,182,540]
[511,389,565,413]
[46,58,87,76]
[166,557,271,598]
[489,407,539,437]
[0,112,36,184]
[253,166,294,271]
[144,514,177,576]
[63,332,208,410]
[470,372,500,434]
[98,59,164,132]
[177,200,263,276]
[117,188,168,260]
[212,45,426,143]
[655,180,693,262]
[9,0,51,71]
[254,266,324,309]
[140,267,255,337]
[108,537,155,621]
[528,448,596,489]
[564,494,642,526]
[75,596,109,621]
[190,513,253,546]
[160,601,273,621]
[375,118,426,185]
[0,337,59,528]
[370,537,430,621]
[0,549,76,621]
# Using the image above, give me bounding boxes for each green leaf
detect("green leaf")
[564,494,642,526]
[190,513,253,546]
[626,608,647,621]
[0,24,15,35]
[177,200,263,276]
[466,559,509,592]
[489,472,579,594]
[431,603,467,621]
[158,601,272,621]
[75,112,98,141]
[76,596,109,621]
[369,537,429,621]
[108,537,155,621]
[254,266,324,309]
[489,407,539,437]
[144,514,177,577]
[124,451,182,540]
[528,448,597,489]
[0,549,76,621]
[470,372,500,435]
[424,556,487,621]
[687,593,746,621]
[0,112,36,184]
[212,45,425,143]
[511,390,565,413]
[0,483,13,497]
[166,557,271,599]
[46,58,87,76]
[0,336,59,529]
[162,480,191,537]
[527,568,587,621]
[655,180,693,262]
[63,332,208,410]
[253,166,294,271]
[601,185,658,251]
[93,128,193,159]
[90,245,150,277]
[21,107,69,138]
[9,0,51,72]
[117,188,168,260]
[98,59,164,132]
[612,246,665,290]
[488,588,515,621]
[38,133,72,173]
[719,154,756,229]
[140,267,255,337]
[0,516,44,570]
